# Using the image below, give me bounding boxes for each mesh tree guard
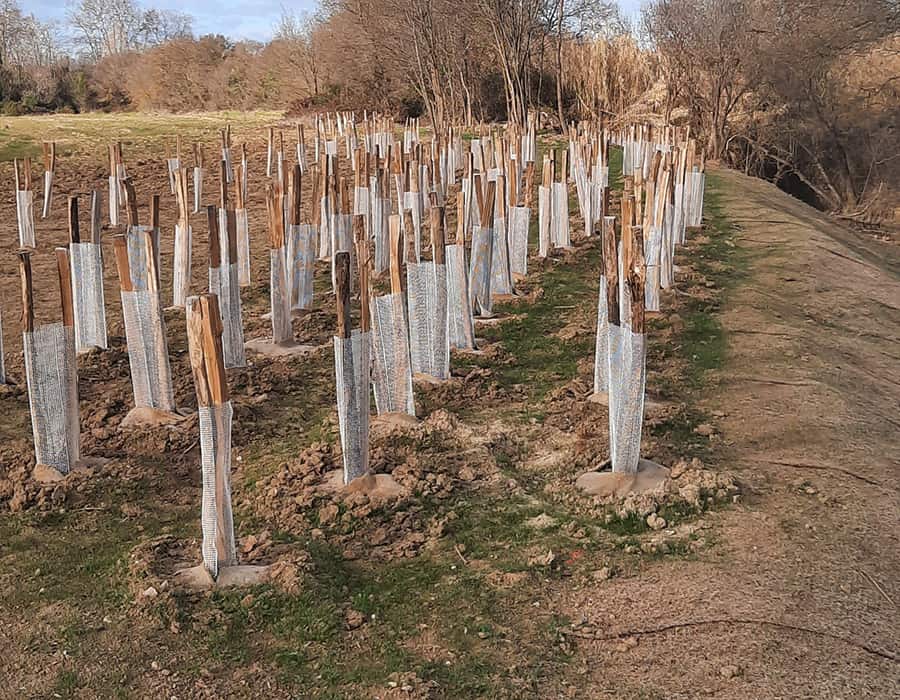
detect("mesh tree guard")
[114,225,176,414]
[234,156,251,288]
[19,249,80,475]
[469,179,497,317]
[469,223,494,317]
[170,168,192,308]
[407,261,450,380]
[41,142,56,219]
[15,157,36,248]
[68,196,108,351]
[211,207,246,369]
[371,215,415,415]
[186,294,237,580]
[334,251,370,484]
[603,218,649,475]
[193,142,204,214]
[551,181,571,248]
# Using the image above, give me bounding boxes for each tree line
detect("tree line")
[1,0,897,219]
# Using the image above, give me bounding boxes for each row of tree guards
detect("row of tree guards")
[5,115,705,583]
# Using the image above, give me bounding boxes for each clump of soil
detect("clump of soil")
[241,409,503,561]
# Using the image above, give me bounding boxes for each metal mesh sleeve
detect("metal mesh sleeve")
[199,401,237,578]
[173,223,192,308]
[490,217,513,296]
[70,242,109,351]
[509,206,530,277]
[608,325,646,474]
[370,293,416,416]
[236,208,251,287]
[16,190,35,248]
[469,225,493,317]
[446,244,476,350]
[334,331,371,483]
[23,323,79,473]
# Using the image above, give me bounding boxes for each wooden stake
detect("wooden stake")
[122,178,139,227]
[266,184,285,249]
[199,293,229,405]
[112,235,133,292]
[219,160,228,210]
[602,217,619,327]
[389,214,402,295]
[56,247,75,328]
[355,217,371,333]
[431,205,446,265]
[90,191,101,244]
[186,297,212,409]
[403,210,416,264]
[335,251,352,339]
[289,163,302,227]
[207,205,221,269]
[226,210,238,267]
[629,226,646,334]
[67,197,80,244]
[480,181,497,228]
[17,249,34,333]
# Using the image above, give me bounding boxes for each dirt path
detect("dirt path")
[554,169,900,698]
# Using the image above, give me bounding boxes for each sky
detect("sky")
[31,0,644,43]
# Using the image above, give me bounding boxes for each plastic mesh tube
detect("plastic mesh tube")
[42,171,53,219]
[288,224,316,311]
[270,248,292,344]
[372,195,390,274]
[334,330,371,483]
[108,176,119,226]
[608,325,646,474]
[121,289,175,411]
[199,401,237,578]
[211,262,246,369]
[222,147,234,183]
[371,293,415,416]
[353,185,369,217]
[508,206,530,277]
[593,275,609,395]
[70,242,108,351]
[193,167,203,214]
[469,225,494,317]
[23,323,79,473]
[446,244,476,350]
[16,190,35,248]
[674,182,686,245]
[538,185,551,257]
[552,182,570,248]
[644,225,662,312]
[318,196,331,260]
[490,217,513,295]
[236,209,251,287]
[173,223,192,308]
[660,206,675,289]
[166,158,179,194]
[407,262,450,379]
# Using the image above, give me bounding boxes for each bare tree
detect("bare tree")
[645,0,756,158]
[68,0,192,60]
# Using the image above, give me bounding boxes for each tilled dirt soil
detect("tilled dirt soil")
[0,125,897,698]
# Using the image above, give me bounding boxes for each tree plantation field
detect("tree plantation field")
[0,111,897,700]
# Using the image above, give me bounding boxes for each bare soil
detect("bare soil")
[0,123,897,698]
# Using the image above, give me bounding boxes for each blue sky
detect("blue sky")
[32,0,643,43]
